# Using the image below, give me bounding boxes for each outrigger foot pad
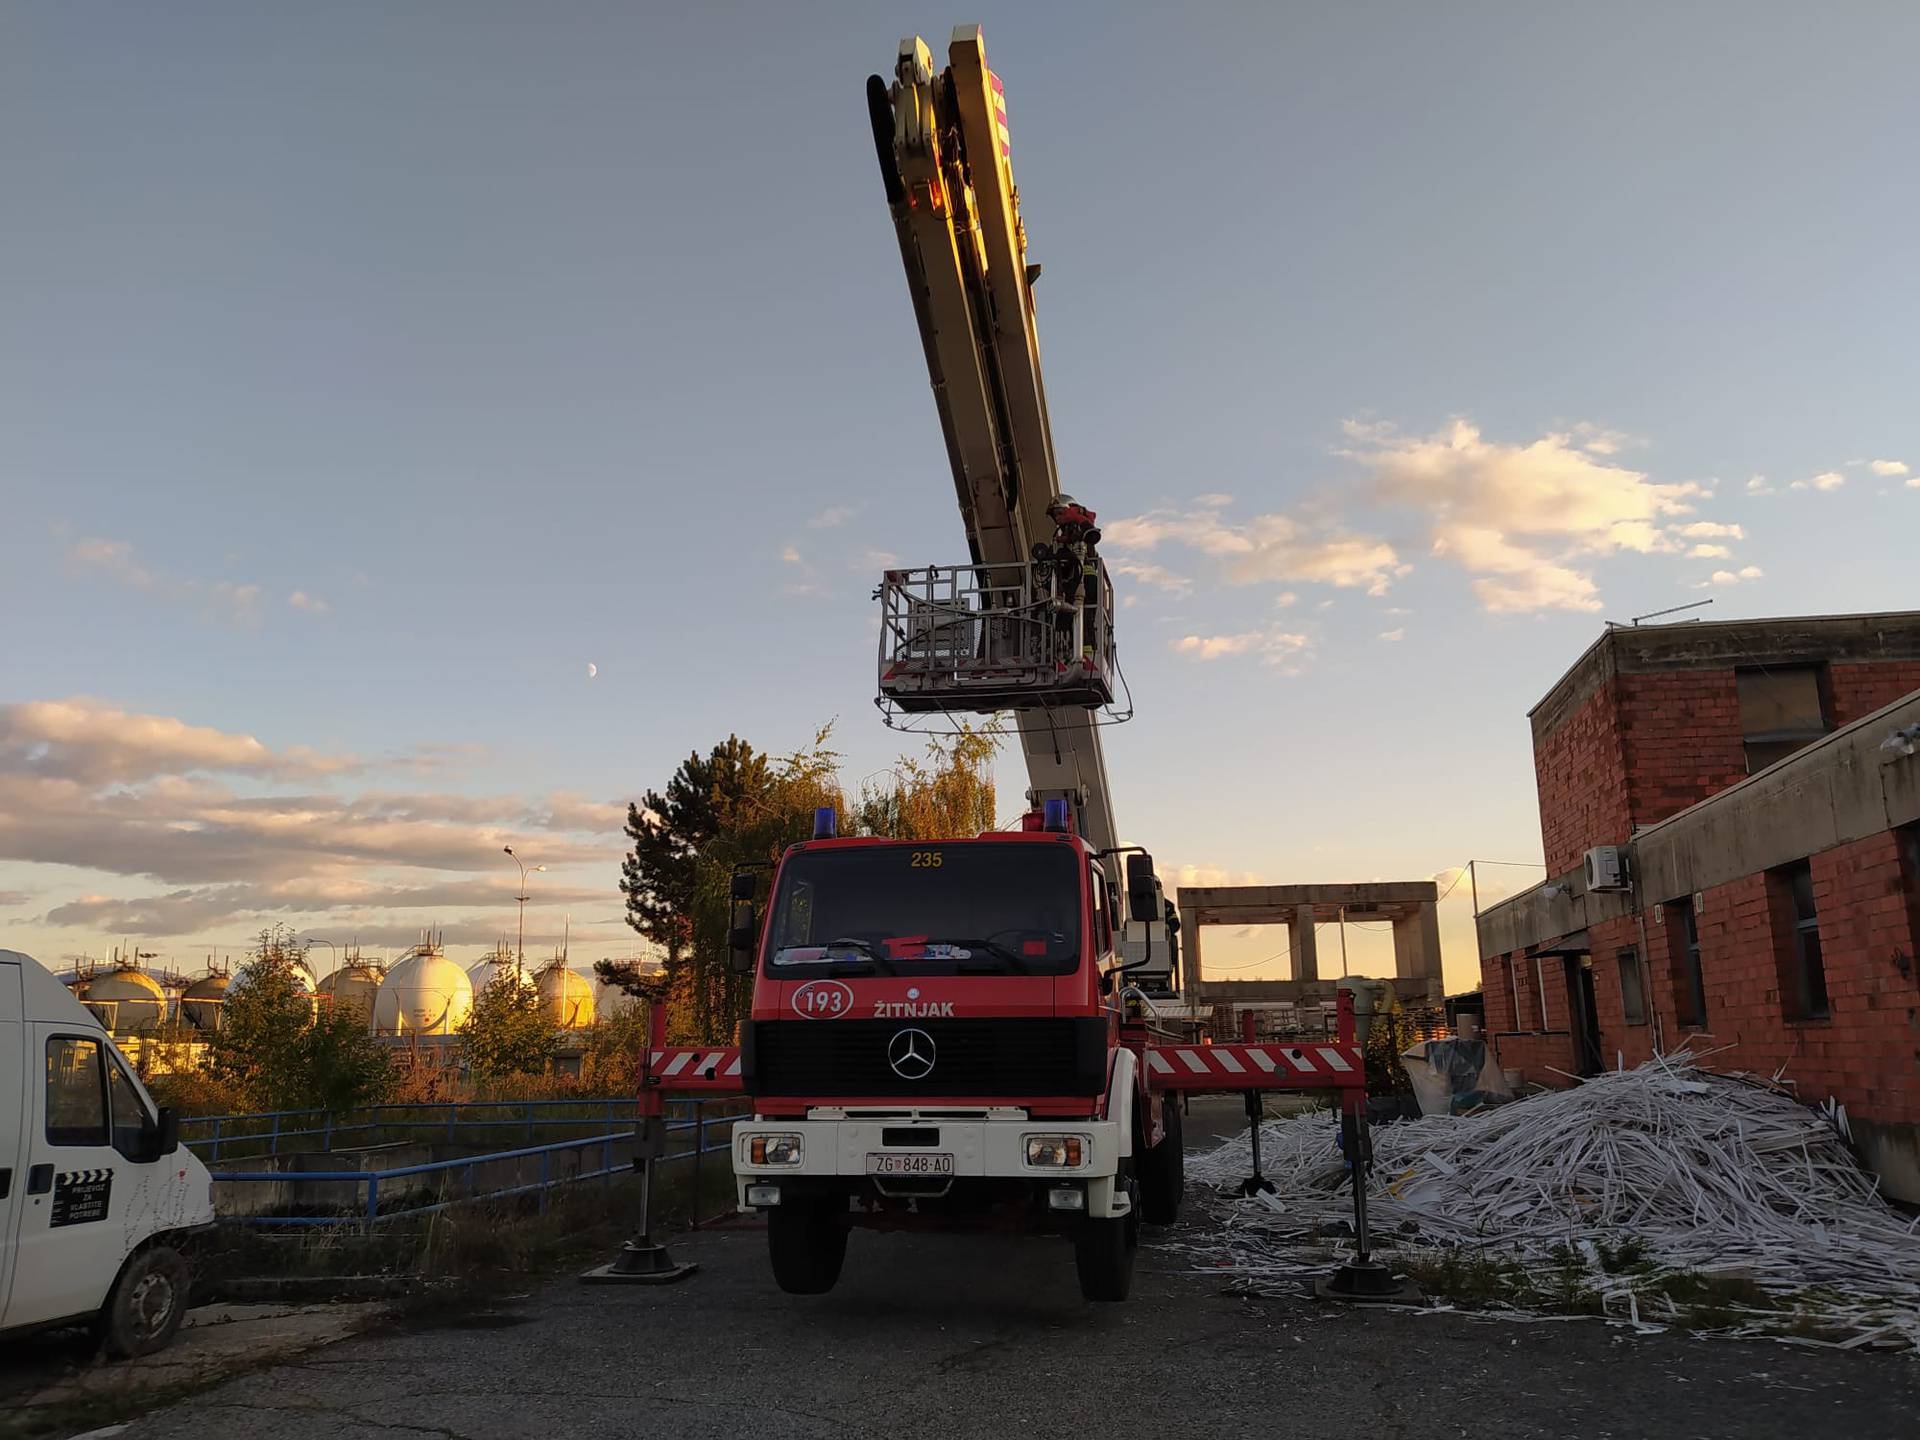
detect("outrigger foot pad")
[580,1238,698,1285]
[1312,1257,1419,1304]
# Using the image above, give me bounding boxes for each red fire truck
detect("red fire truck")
[602,29,1378,1305]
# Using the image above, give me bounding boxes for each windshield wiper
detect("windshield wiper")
[825,937,896,975]
[935,938,1031,974]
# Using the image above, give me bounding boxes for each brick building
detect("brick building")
[1477,612,1920,1200]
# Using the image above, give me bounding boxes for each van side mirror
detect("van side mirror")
[1125,853,1159,925]
[730,872,757,901]
[727,900,758,974]
[155,1105,180,1158]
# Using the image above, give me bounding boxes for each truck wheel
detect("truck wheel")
[96,1245,190,1358]
[1075,1168,1137,1302]
[767,1201,849,1295]
[1139,1094,1185,1225]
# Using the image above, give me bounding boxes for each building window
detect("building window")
[1736,666,1829,773]
[1771,860,1830,1020]
[1617,948,1648,1025]
[1666,897,1708,1026]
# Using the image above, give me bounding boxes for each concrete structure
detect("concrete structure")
[1479,612,1920,1200]
[1179,881,1444,1011]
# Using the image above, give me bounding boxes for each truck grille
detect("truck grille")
[744,1017,1106,1099]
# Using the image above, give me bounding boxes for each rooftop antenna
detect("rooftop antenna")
[1630,598,1713,627]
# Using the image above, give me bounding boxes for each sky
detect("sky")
[3,2,1916,994]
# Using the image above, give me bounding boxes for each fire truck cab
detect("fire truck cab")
[730,806,1181,1302]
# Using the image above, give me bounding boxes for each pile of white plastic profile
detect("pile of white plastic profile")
[1181,1052,1920,1349]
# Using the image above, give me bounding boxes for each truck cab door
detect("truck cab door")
[6,1026,133,1331]
[0,964,23,1326]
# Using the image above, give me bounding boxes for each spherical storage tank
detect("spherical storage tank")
[536,962,596,1029]
[466,953,529,996]
[373,951,474,1035]
[317,960,387,1022]
[85,965,167,1034]
[181,970,233,1032]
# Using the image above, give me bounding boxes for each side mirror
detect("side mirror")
[727,900,758,974]
[730,872,757,901]
[153,1105,180,1159]
[1125,852,1159,925]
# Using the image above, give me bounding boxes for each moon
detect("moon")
[586,662,598,679]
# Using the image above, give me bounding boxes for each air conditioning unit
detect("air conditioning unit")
[1585,845,1630,892]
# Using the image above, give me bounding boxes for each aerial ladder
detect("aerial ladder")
[864,26,1178,995]
[590,27,1400,1303]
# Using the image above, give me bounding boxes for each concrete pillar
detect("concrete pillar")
[1393,903,1444,1001]
[1182,908,1204,998]
[1290,904,1319,983]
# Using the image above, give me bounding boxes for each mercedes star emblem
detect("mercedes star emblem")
[887,1027,936,1080]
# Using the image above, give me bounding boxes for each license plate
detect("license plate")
[866,1152,954,1177]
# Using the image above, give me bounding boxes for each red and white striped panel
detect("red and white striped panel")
[1144,1042,1365,1092]
[989,71,1010,158]
[645,1048,745,1091]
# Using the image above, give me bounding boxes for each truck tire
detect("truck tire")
[767,1201,849,1295]
[96,1245,190,1358]
[1074,1167,1137,1302]
[1139,1094,1185,1226]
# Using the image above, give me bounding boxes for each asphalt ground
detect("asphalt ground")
[97,1099,1920,1440]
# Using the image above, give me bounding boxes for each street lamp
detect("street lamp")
[307,937,338,974]
[503,846,547,965]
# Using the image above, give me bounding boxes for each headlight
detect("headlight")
[747,1133,803,1167]
[1025,1134,1086,1168]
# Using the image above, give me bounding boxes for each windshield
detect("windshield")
[766,843,1083,976]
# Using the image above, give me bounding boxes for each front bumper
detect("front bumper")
[734,1110,1129,1220]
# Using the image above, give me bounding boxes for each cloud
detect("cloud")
[1745,475,1776,495]
[1108,558,1193,597]
[1274,591,1298,608]
[0,698,358,785]
[858,548,902,571]
[0,698,634,948]
[1867,459,1910,477]
[1349,418,1712,613]
[1170,628,1312,670]
[1104,504,1407,597]
[1790,471,1845,492]
[1673,522,1746,540]
[779,545,802,564]
[0,889,28,908]
[1691,565,1765,590]
[806,504,858,529]
[1378,628,1404,642]
[64,536,283,628]
[287,590,330,615]
[1686,543,1731,559]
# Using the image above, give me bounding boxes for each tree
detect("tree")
[212,925,392,1112]
[460,972,558,1080]
[855,722,1000,839]
[619,730,845,1043]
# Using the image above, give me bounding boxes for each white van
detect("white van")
[1,949,214,1355]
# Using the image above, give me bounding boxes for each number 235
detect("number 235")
[909,851,943,868]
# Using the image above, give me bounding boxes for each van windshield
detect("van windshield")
[766,843,1082,976]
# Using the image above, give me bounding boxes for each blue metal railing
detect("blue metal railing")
[182,1098,661,1163]
[209,1101,739,1231]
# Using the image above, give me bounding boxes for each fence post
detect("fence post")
[691,1105,706,1228]
[539,1148,551,1213]
[270,1111,281,1156]
[447,1103,456,1146]
[322,1110,334,1153]
[211,1117,223,1163]
[364,1173,380,1235]
[526,1104,534,1145]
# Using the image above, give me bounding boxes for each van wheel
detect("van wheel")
[97,1246,190,1358]
[1139,1094,1185,1225]
[1075,1167,1138,1302]
[767,1201,848,1295]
